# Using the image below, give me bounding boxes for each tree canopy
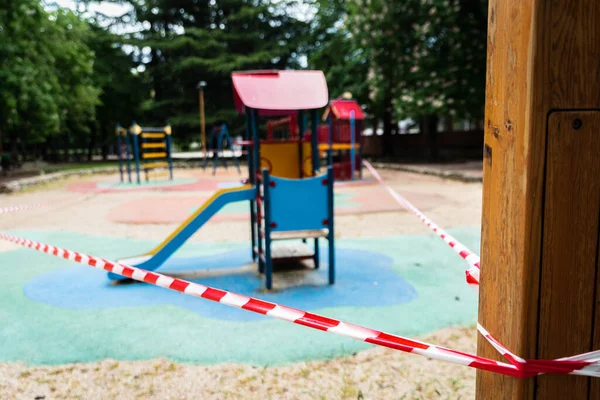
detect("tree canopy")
[0,0,488,163]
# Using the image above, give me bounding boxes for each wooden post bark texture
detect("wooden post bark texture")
[477,0,600,399]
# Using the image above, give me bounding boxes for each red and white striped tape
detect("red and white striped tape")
[0,231,523,377]
[2,170,600,377]
[361,160,600,377]
[2,231,600,377]
[0,203,44,215]
[362,161,480,289]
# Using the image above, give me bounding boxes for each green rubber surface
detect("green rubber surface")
[0,228,479,366]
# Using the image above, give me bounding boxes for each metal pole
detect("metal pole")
[350,110,356,181]
[311,109,319,175]
[198,81,207,161]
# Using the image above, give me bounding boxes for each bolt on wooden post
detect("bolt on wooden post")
[477,0,600,399]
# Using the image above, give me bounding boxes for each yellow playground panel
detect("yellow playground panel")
[318,143,360,151]
[260,141,314,179]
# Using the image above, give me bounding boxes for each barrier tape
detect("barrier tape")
[2,171,600,377]
[362,160,480,289]
[2,231,600,377]
[0,194,92,216]
[0,231,522,377]
[361,160,600,378]
[0,203,44,215]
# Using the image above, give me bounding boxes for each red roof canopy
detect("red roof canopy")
[327,100,365,120]
[232,70,329,116]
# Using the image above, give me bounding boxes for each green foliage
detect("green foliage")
[310,0,488,127]
[394,0,488,120]
[0,1,100,157]
[307,0,369,104]
[0,0,62,143]
[0,0,488,163]
[86,22,146,153]
[129,0,311,140]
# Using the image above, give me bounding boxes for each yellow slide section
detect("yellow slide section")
[146,185,254,256]
[111,183,255,279]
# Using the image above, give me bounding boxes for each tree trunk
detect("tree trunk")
[381,107,394,158]
[421,115,439,161]
[63,132,70,162]
[88,123,98,162]
[41,139,48,162]
[9,130,18,166]
[100,126,110,161]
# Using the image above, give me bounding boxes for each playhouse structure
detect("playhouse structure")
[321,97,364,181]
[234,70,334,288]
[115,123,174,184]
[259,95,365,181]
[110,70,335,290]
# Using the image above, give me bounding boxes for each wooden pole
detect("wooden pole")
[477,1,600,399]
[199,87,206,160]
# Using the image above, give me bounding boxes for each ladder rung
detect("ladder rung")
[144,162,169,169]
[142,143,166,149]
[142,152,167,159]
[147,171,170,177]
[141,133,166,139]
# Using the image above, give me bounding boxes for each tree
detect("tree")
[395,0,488,159]
[128,0,311,144]
[346,0,422,155]
[0,1,100,162]
[0,0,61,161]
[49,9,100,161]
[395,0,488,120]
[86,22,146,160]
[312,0,488,159]
[307,0,369,103]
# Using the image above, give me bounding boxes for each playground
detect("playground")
[0,164,482,398]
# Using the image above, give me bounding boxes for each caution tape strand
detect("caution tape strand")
[0,203,44,215]
[362,160,481,288]
[361,160,600,378]
[0,231,525,377]
[1,169,599,377]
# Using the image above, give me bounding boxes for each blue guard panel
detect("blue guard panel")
[268,174,329,232]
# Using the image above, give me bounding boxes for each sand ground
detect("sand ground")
[0,167,483,399]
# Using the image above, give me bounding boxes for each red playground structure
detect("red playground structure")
[322,97,364,181]
[263,93,365,181]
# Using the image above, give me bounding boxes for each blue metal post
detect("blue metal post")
[252,109,260,181]
[311,109,319,175]
[327,166,335,284]
[166,125,173,180]
[246,109,257,262]
[350,110,356,181]
[314,238,320,269]
[245,108,253,181]
[252,109,263,269]
[262,168,273,290]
